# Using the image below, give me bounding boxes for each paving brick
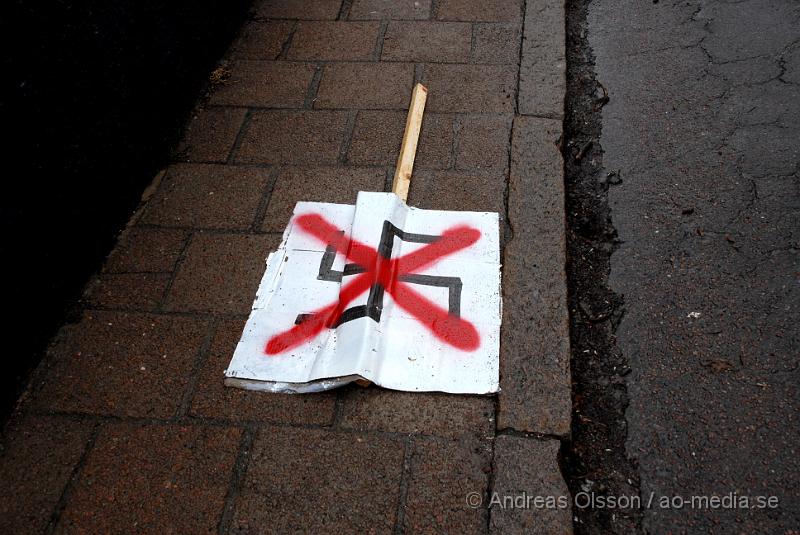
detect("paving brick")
[490,436,572,534]
[403,435,491,533]
[422,64,516,112]
[473,23,522,64]
[456,114,513,171]
[190,319,336,425]
[165,232,280,315]
[57,423,241,534]
[315,62,415,109]
[288,21,380,61]
[209,61,315,108]
[261,167,385,232]
[230,20,294,60]
[349,0,431,20]
[382,21,471,63]
[231,427,404,533]
[347,110,452,168]
[417,113,457,169]
[235,110,349,165]
[500,117,570,436]
[176,107,247,162]
[104,228,188,273]
[0,415,93,535]
[518,0,566,118]
[83,273,169,310]
[407,170,506,214]
[254,0,342,20]
[31,311,207,418]
[340,387,494,438]
[437,0,522,22]
[347,110,404,165]
[141,164,271,230]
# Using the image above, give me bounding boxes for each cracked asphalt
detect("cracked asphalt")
[588,0,799,531]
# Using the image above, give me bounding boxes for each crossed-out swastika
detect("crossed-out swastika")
[264,213,482,355]
[297,220,464,326]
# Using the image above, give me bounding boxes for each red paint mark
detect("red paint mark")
[265,213,481,355]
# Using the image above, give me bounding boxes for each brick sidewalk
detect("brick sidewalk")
[0,1,571,533]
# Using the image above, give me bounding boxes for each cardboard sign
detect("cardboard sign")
[225,192,501,394]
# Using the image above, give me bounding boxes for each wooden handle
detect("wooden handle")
[392,83,428,203]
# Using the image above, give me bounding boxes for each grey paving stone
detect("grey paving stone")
[499,116,570,436]
[490,436,572,534]
[518,0,566,118]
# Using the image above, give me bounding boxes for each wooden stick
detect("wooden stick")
[392,83,428,203]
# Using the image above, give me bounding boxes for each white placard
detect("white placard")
[225,192,501,394]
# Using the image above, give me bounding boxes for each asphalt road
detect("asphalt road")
[589,0,799,531]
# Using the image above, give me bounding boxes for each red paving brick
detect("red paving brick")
[381,21,472,63]
[349,0,431,20]
[190,319,337,425]
[254,0,342,20]
[402,435,491,533]
[56,423,241,534]
[347,110,453,168]
[165,232,281,315]
[31,311,207,418]
[261,167,385,231]
[407,170,506,214]
[209,61,315,108]
[176,106,247,162]
[473,23,522,64]
[287,21,380,61]
[104,228,188,273]
[141,164,271,230]
[456,114,513,171]
[423,64,517,112]
[0,416,93,535]
[235,110,349,165]
[315,62,415,109]
[340,387,494,438]
[82,272,170,311]
[436,0,522,22]
[230,20,294,60]
[231,427,404,533]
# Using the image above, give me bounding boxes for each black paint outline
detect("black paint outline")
[294,221,463,327]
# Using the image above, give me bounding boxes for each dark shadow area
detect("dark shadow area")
[0,0,251,422]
